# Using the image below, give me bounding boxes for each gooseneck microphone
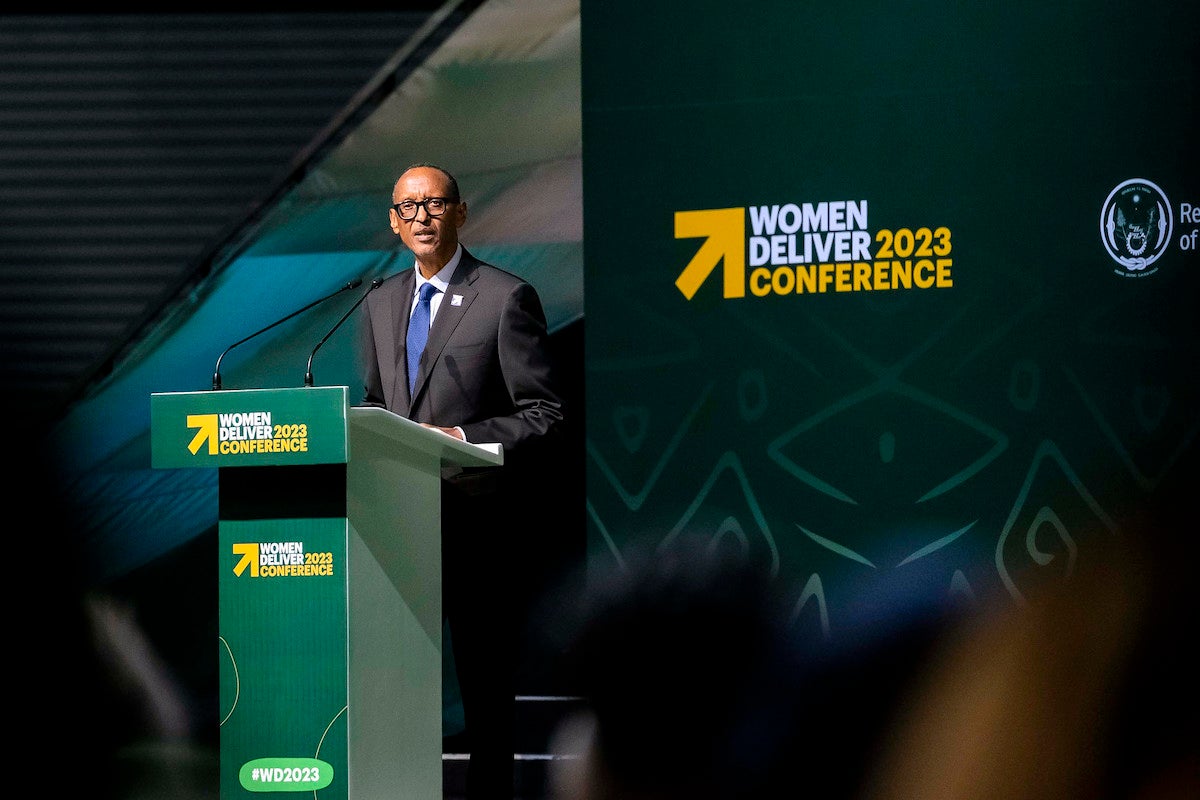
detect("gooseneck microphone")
[304,279,383,387]
[212,278,363,390]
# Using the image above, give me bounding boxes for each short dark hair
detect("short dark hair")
[401,162,460,202]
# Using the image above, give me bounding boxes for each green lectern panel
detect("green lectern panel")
[151,386,348,469]
[218,517,349,799]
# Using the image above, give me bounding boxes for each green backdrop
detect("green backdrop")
[581,0,1198,644]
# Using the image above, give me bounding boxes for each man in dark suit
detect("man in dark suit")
[359,163,565,799]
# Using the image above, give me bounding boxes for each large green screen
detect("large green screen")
[581,0,1198,643]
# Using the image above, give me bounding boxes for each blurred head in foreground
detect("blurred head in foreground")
[547,514,1197,800]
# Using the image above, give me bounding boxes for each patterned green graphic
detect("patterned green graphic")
[582,0,1198,645]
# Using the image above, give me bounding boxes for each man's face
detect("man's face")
[390,167,467,275]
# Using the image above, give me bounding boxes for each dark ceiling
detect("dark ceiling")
[0,8,462,433]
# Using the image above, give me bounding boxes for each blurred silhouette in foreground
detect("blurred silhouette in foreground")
[858,503,1198,800]
[544,508,1197,800]
[541,534,954,800]
[12,405,218,800]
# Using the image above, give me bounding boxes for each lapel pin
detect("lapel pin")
[451,294,463,306]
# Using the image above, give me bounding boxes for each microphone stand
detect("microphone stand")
[305,279,382,387]
[212,278,362,389]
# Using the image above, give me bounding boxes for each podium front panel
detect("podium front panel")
[151,386,348,469]
[218,516,349,798]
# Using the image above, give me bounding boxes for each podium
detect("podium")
[150,386,502,799]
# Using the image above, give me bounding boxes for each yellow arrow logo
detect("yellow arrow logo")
[187,414,218,455]
[232,543,259,577]
[674,208,745,299]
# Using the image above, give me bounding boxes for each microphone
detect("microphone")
[212,278,363,390]
[305,279,383,387]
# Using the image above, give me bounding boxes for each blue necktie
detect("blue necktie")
[407,282,438,397]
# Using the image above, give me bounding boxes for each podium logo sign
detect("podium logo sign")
[187,410,309,456]
[151,387,348,469]
[674,199,955,300]
[231,541,335,579]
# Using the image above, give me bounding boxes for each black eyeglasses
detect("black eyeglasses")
[392,197,457,220]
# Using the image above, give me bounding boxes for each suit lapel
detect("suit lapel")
[391,270,416,409]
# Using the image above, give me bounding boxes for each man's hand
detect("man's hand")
[420,423,464,440]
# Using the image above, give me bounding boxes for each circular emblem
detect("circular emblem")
[1100,178,1172,276]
